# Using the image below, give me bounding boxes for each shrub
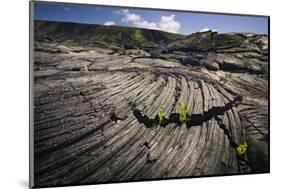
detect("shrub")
[157,107,165,125]
[131,29,145,42]
[236,142,248,156]
[179,98,190,123]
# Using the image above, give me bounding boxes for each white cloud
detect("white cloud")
[114,9,181,33]
[134,20,157,30]
[159,15,181,33]
[104,21,115,26]
[199,28,211,32]
[113,10,122,15]
[121,11,141,22]
[122,9,129,14]
[199,28,219,33]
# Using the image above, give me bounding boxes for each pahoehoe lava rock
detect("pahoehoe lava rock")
[33,21,269,187]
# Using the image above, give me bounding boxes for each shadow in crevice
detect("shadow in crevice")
[215,116,238,148]
[110,112,126,122]
[132,95,242,130]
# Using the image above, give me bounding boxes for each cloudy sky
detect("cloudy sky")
[34,2,268,35]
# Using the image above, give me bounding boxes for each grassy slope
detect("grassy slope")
[34,20,185,48]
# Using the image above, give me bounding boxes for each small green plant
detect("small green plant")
[179,98,190,123]
[236,142,248,156]
[156,107,165,125]
[131,29,145,42]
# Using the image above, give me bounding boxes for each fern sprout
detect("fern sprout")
[179,98,190,124]
[157,107,165,125]
[236,142,248,156]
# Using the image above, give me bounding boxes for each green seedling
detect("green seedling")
[179,98,190,124]
[236,142,248,156]
[157,107,165,125]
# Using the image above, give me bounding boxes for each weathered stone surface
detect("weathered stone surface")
[33,20,269,187]
[159,31,268,74]
[123,49,150,57]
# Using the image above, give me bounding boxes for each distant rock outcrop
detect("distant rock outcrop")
[33,21,269,187]
[159,31,268,74]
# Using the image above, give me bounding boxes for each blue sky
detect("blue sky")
[34,2,268,35]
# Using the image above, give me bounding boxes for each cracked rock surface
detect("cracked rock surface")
[33,21,269,187]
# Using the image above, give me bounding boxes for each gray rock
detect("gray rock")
[32,21,269,187]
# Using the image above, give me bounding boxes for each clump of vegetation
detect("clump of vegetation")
[179,98,190,124]
[131,29,145,42]
[156,107,165,125]
[236,142,248,156]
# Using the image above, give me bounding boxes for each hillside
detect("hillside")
[34,20,185,50]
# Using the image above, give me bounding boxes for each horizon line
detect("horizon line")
[34,19,269,36]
